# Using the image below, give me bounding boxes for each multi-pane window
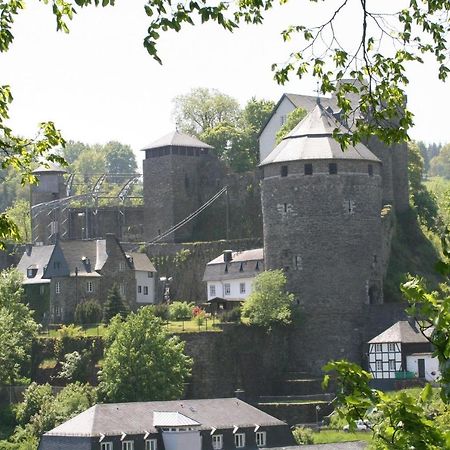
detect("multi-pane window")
[388,360,396,371]
[256,431,267,447]
[86,281,94,293]
[376,360,383,371]
[212,434,223,449]
[144,286,149,295]
[145,440,157,450]
[209,284,216,297]
[375,344,382,352]
[148,271,154,278]
[240,282,246,294]
[122,441,134,450]
[119,261,125,272]
[235,433,245,448]
[224,283,231,295]
[138,285,142,294]
[388,343,396,352]
[55,281,61,294]
[100,443,112,450]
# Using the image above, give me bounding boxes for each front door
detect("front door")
[418,359,425,378]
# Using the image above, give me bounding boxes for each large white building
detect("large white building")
[202,249,264,310]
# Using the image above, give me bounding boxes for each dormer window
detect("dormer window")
[27,268,37,278]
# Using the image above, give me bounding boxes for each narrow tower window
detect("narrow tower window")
[329,163,337,174]
[280,165,288,177]
[304,164,313,175]
[368,164,373,176]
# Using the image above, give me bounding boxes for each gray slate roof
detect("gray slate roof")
[32,162,67,174]
[45,398,286,437]
[127,252,156,272]
[16,245,55,285]
[368,321,430,344]
[203,249,264,282]
[58,240,104,277]
[141,131,213,151]
[260,104,380,166]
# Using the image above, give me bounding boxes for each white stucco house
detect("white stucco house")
[202,249,264,311]
[368,320,440,382]
[258,80,362,163]
[126,252,157,304]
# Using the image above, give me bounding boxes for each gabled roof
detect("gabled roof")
[257,93,335,139]
[141,131,213,151]
[369,321,430,344]
[203,248,264,282]
[44,398,286,437]
[58,240,104,277]
[127,252,156,272]
[260,104,380,166]
[16,245,55,285]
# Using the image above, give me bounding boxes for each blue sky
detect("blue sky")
[1,1,448,168]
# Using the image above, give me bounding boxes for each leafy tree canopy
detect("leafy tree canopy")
[0,269,38,385]
[430,143,450,179]
[275,108,308,144]
[104,141,138,174]
[408,142,440,231]
[174,88,274,171]
[241,269,295,328]
[98,306,192,402]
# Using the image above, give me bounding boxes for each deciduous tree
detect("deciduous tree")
[0,269,38,385]
[98,307,192,402]
[242,269,295,328]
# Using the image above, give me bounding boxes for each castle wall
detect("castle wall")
[262,159,383,373]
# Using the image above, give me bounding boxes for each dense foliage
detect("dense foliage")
[102,285,128,324]
[74,300,102,325]
[168,301,193,321]
[242,270,295,328]
[174,88,274,171]
[98,307,192,402]
[0,270,38,385]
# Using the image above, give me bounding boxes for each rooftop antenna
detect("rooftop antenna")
[315,80,321,105]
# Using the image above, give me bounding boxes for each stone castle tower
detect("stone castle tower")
[30,163,67,244]
[260,104,384,372]
[141,131,214,243]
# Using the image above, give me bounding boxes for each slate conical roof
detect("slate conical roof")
[260,104,380,166]
[141,130,213,151]
[32,162,67,174]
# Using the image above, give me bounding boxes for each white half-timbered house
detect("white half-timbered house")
[368,320,437,381]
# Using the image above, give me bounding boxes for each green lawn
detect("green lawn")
[312,429,372,444]
[39,319,223,338]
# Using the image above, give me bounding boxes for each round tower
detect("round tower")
[260,104,383,372]
[141,131,213,243]
[30,163,67,244]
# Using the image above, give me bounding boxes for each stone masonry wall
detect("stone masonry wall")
[142,238,263,301]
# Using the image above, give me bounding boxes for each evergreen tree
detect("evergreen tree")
[102,285,128,324]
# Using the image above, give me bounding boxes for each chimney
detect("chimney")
[25,244,32,256]
[235,389,245,401]
[105,233,116,255]
[223,250,233,263]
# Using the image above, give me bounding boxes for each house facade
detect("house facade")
[16,234,157,323]
[368,320,439,382]
[202,249,264,310]
[38,398,296,450]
